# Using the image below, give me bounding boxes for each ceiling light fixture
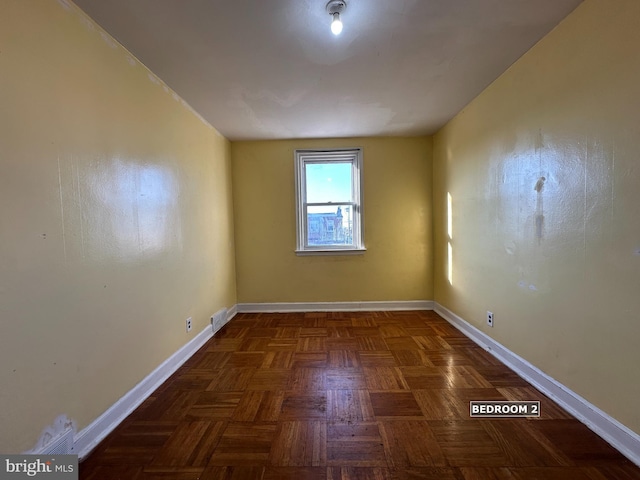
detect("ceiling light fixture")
[326,0,346,36]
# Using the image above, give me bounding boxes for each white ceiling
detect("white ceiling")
[74,0,582,141]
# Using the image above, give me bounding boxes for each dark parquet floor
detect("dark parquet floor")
[80,311,640,479]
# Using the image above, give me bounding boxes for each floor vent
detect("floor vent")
[40,429,74,455]
[211,308,229,332]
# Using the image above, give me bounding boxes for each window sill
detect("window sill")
[295,247,367,256]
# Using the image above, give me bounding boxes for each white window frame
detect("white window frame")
[295,148,365,255]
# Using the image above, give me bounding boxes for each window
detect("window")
[295,148,365,254]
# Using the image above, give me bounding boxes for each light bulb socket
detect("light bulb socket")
[326,0,347,35]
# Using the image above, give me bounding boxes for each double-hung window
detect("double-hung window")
[295,148,365,254]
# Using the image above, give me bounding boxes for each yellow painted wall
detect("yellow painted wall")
[232,137,432,303]
[433,0,640,434]
[0,0,236,452]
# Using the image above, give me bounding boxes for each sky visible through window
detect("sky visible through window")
[306,162,352,206]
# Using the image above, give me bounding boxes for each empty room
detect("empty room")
[1,0,639,479]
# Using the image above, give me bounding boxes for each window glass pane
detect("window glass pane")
[295,148,363,252]
[307,205,354,246]
[305,162,352,203]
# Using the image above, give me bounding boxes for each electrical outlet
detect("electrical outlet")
[186,317,192,332]
[487,311,494,327]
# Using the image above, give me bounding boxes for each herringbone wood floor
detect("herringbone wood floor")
[80,311,640,479]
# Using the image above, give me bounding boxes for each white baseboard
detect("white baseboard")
[434,302,640,468]
[237,300,434,313]
[73,322,215,460]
